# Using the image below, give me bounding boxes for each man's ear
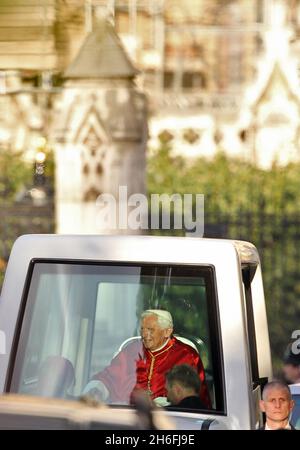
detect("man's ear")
[259,399,266,413]
[290,399,295,412]
[165,328,173,338]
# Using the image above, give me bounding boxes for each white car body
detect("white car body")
[0,235,272,429]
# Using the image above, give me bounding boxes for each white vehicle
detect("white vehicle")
[0,235,272,429]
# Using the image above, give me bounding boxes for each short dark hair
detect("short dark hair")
[283,344,300,367]
[166,364,200,393]
[262,381,292,401]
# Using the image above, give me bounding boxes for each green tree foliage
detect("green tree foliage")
[0,145,55,289]
[148,142,300,214]
[147,142,300,373]
[0,147,32,201]
[0,146,33,286]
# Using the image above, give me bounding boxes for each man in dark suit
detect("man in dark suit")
[165,364,206,410]
[259,381,296,430]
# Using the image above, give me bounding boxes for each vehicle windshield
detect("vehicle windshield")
[9,261,224,413]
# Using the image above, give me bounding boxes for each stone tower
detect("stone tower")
[53,21,147,234]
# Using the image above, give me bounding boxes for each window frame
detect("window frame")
[5,258,226,414]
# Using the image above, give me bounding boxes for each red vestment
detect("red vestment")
[93,336,210,407]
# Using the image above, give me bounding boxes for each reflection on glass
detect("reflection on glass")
[12,262,223,412]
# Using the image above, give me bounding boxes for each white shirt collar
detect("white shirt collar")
[265,422,291,430]
[151,338,170,353]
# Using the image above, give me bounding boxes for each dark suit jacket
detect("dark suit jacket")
[171,395,206,410]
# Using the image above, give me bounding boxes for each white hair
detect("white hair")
[262,381,292,401]
[141,309,173,330]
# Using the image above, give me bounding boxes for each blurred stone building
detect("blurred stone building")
[102,0,300,168]
[0,0,147,234]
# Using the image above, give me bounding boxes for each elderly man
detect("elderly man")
[84,309,210,407]
[259,381,295,430]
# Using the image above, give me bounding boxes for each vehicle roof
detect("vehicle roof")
[11,234,260,265]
